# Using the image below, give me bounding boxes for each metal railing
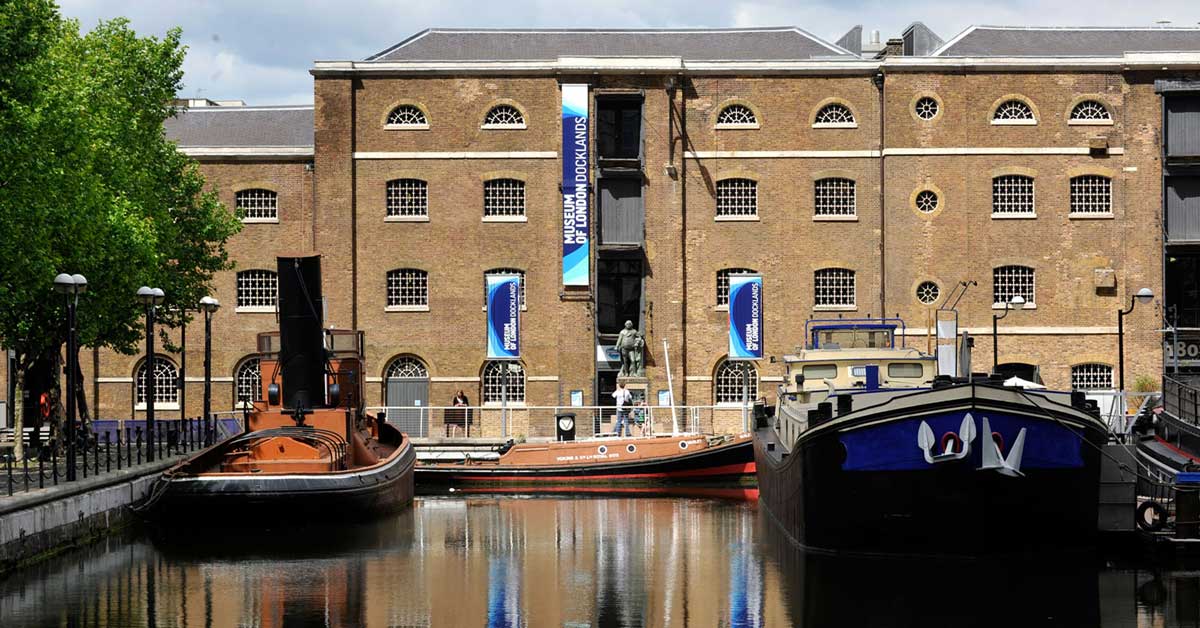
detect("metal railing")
[1164,376,1200,428]
[364,404,755,440]
[0,416,236,498]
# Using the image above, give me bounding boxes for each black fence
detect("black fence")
[1,417,218,497]
[1164,376,1200,427]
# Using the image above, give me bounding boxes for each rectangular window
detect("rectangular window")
[888,363,925,378]
[236,270,278,309]
[596,98,642,160]
[597,258,643,334]
[992,175,1036,216]
[814,178,856,217]
[387,269,429,308]
[802,364,838,380]
[1070,176,1112,215]
[386,179,428,217]
[1071,364,1113,390]
[236,189,278,221]
[716,179,758,218]
[814,268,856,308]
[993,266,1035,307]
[483,179,525,217]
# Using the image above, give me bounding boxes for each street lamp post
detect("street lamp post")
[199,296,220,446]
[991,295,1026,371]
[137,286,165,461]
[53,273,87,481]
[1118,287,1155,393]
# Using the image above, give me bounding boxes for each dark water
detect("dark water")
[1,493,1198,627]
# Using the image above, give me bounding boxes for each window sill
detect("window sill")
[715,305,729,312]
[482,402,527,407]
[714,123,760,130]
[385,215,430,222]
[991,119,1037,126]
[481,124,527,130]
[715,215,760,222]
[814,305,857,312]
[1068,212,1114,220]
[385,305,430,312]
[241,217,279,224]
[384,124,430,131]
[716,402,755,408]
[993,303,1036,310]
[482,215,528,223]
[136,403,180,411]
[813,215,858,222]
[236,306,277,314]
[1068,119,1114,126]
[991,213,1037,220]
[812,122,858,129]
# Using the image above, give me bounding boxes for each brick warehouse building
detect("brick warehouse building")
[5,24,1200,432]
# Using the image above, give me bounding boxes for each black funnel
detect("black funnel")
[277,256,326,410]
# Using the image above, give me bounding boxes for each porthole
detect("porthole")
[915,190,939,213]
[597,445,608,455]
[679,441,689,450]
[916,281,940,305]
[627,444,637,453]
[915,97,939,121]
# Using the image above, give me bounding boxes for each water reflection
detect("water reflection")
[0,495,1197,627]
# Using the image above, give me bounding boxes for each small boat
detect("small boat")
[138,256,415,522]
[755,318,1109,555]
[416,432,755,489]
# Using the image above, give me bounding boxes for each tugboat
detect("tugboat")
[138,256,415,521]
[755,318,1110,555]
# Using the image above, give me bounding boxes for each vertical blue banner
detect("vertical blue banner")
[561,83,590,287]
[728,274,763,360]
[486,275,521,359]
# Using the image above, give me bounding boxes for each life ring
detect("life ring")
[1135,500,1168,532]
[991,431,1005,454]
[940,432,962,455]
[39,392,51,419]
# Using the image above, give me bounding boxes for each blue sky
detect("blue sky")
[59,0,1200,105]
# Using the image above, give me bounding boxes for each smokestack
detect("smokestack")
[277,255,327,410]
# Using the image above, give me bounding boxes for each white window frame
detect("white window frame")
[384,104,429,130]
[384,356,429,380]
[385,268,430,312]
[714,360,759,405]
[482,361,526,405]
[1071,363,1114,390]
[234,358,262,409]
[716,268,757,311]
[814,268,856,311]
[482,178,527,222]
[1068,175,1113,218]
[135,357,180,411]
[991,99,1037,126]
[813,178,857,221]
[715,104,760,129]
[235,189,279,224]
[991,175,1037,219]
[715,178,759,221]
[385,178,430,222]
[992,265,1036,309]
[481,105,527,130]
[482,268,527,311]
[235,269,279,313]
[812,103,857,129]
[1068,100,1113,126]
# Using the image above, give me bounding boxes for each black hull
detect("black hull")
[415,439,755,489]
[756,384,1108,556]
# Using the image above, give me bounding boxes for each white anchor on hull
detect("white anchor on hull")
[979,416,1027,477]
[918,413,976,463]
[915,413,1027,476]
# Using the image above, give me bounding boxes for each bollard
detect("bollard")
[1177,472,1200,540]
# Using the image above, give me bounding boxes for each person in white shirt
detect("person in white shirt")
[611,382,633,437]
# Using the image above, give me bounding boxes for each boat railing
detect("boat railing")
[362,405,754,441]
[1164,376,1200,428]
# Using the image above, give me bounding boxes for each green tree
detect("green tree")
[0,0,241,459]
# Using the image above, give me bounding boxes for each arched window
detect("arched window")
[992,175,1035,216]
[484,268,526,308]
[483,179,525,217]
[136,357,179,407]
[236,270,278,310]
[483,105,525,128]
[814,103,855,126]
[482,361,525,403]
[386,104,427,127]
[814,178,856,217]
[814,268,856,308]
[1069,175,1112,215]
[1069,100,1111,123]
[1071,363,1114,390]
[993,99,1035,123]
[993,265,1035,307]
[236,189,278,221]
[386,268,428,309]
[716,268,757,307]
[716,179,758,217]
[385,356,428,380]
[715,360,758,404]
[386,179,428,218]
[716,104,757,127]
[235,358,261,408]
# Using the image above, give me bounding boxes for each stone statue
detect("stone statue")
[616,320,639,377]
[629,332,646,378]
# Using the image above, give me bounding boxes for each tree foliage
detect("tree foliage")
[0,0,241,375]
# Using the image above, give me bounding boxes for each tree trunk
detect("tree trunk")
[12,367,23,462]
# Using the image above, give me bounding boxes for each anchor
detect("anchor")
[979,416,1026,477]
[918,413,976,464]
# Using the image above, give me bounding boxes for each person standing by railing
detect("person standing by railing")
[612,383,632,437]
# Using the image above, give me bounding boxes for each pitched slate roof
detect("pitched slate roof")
[366,27,856,62]
[164,105,313,148]
[936,26,1200,57]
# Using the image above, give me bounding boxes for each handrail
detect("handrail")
[1164,376,1200,427]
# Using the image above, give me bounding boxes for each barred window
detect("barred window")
[1070,175,1112,215]
[716,268,757,307]
[814,268,856,308]
[236,189,278,221]
[715,360,758,404]
[236,270,278,309]
[386,104,427,127]
[385,356,428,380]
[916,281,940,305]
[136,357,178,406]
[716,179,758,217]
[483,179,525,217]
[814,103,855,125]
[915,190,939,213]
[716,105,757,126]
[914,97,940,120]
[482,361,525,403]
[1070,100,1111,122]
[235,358,261,407]
[993,99,1035,122]
[1071,363,1114,390]
[483,105,525,127]
[484,268,526,309]
[386,179,428,217]
[814,178,856,217]
[993,265,1035,307]
[387,269,428,308]
[992,175,1035,216]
